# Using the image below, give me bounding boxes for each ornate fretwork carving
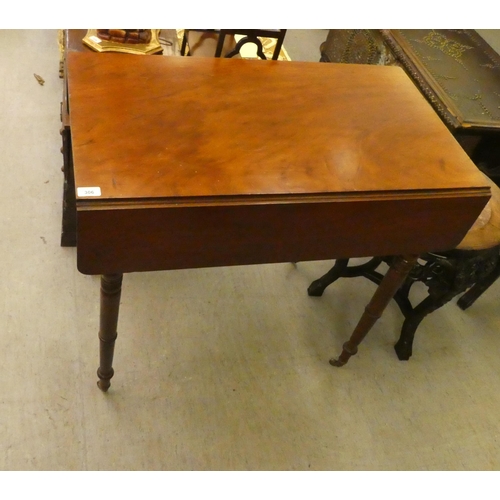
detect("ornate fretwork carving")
[309,246,500,361]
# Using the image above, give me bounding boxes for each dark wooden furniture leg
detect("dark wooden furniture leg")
[457,257,500,310]
[394,290,458,360]
[308,257,384,297]
[331,254,418,367]
[311,248,500,362]
[307,259,350,296]
[215,30,226,57]
[97,274,123,392]
[60,122,77,247]
[180,31,189,56]
[272,30,286,60]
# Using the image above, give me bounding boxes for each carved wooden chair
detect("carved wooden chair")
[308,173,500,361]
[180,29,287,60]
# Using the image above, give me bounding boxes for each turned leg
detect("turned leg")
[308,259,349,296]
[331,255,418,367]
[97,274,123,392]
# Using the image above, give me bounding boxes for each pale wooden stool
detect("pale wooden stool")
[308,173,500,361]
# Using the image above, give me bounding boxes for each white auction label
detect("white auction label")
[77,187,102,197]
[89,36,101,43]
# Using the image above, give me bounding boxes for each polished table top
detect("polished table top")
[67,52,490,275]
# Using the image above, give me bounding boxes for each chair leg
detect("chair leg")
[180,31,189,56]
[272,30,286,60]
[394,291,457,360]
[310,247,500,363]
[307,259,349,296]
[215,31,226,57]
[457,259,500,310]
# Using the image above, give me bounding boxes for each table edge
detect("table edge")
[75,186,491,211]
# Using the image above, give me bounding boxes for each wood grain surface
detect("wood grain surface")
[66,53,491,274]
[68,53,489,202]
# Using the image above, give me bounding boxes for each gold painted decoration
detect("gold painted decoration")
[83,29,162,55]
